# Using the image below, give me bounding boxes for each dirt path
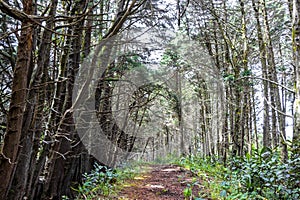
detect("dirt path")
[113,164,209,200]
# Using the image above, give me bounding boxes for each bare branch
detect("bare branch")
[264,96,293,119]
[238,76,294,93]
[0,0,45,22]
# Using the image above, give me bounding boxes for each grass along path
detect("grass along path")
[76,154,300,199]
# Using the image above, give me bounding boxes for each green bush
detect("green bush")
[176,150,300,199]
[73,163,118,199]
[71,161,144,199]
[223,148,300,199]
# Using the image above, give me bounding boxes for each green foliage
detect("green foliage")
[176,155,225,179]
[109,54,144,74]
[176,155,226,199]
[183,187,192,199]
[183,177,200,199]
[176,150,300,200]
[160,49,180,67]
[73,164,118,199]
[124,54,143,69]
[71,151,300,199]
[222,148,300,199]
[223,73,235,83]
[72,162,144,199]
[241,69,252,77]
[160,48,190,70]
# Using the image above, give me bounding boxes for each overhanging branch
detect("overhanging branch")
[237,76,294,94]
[0,0,45,22]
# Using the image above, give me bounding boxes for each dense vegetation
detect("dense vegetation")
[1,0,300,199]
[72,148,300,199]
[178,150,300,199]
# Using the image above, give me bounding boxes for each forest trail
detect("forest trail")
[111,164,210,200]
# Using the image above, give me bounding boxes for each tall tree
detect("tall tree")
[0,0,148,199]
[293,0,300,153]
[0,0,34,198]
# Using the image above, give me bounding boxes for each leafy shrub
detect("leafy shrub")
[71,161,144,199]
[223,147,300,199]
[73,163,118,199]
[177,150,300,200]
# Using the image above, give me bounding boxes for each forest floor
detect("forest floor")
[108,164,212,200]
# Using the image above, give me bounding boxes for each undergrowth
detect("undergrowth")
[176,155,226,199]
[68,149,300,200]
[176,148,300,200]
[223,148,300,199]
[69,162,142,200]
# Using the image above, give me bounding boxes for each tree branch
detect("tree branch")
[237,76,294,93]
[264,96,293,119]
[0,0,45,22]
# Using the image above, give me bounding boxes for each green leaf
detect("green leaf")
[183,187,192,197]
[220,190,227,197]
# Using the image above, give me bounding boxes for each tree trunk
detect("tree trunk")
[7,1,58,199]
[252,0,271,148]
[0,0,33,198]
[292,0,300,153]
[239,0,250,155]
